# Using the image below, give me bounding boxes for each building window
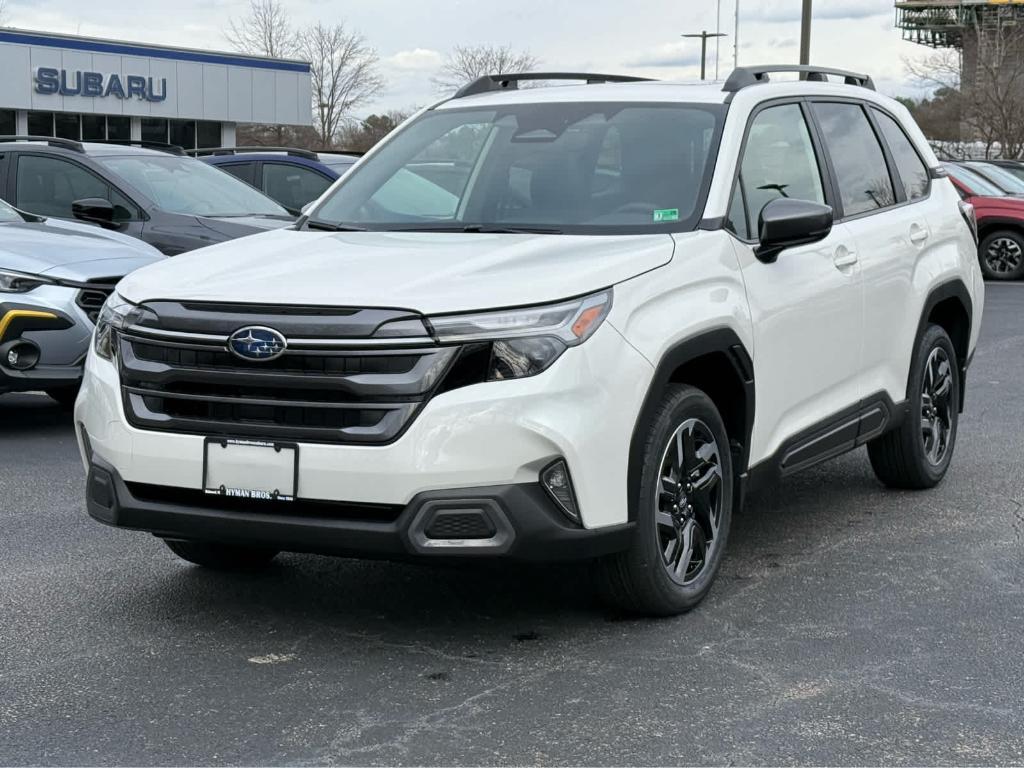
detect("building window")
[197,121,222,149]
[107,116,130,141]
[141,118,168,144]
[82,115,106,141]
[169,119,196,150]
[55,113,81,140]
[27,111,54,137]
[0,110,15,135]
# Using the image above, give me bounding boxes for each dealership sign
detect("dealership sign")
[34,67,167,102]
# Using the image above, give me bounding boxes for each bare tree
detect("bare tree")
[225,0,297,59]
[337,110,410,152]
[432,45,539,93]
[299,23,384,145]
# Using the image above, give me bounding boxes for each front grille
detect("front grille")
[117,302,458,445]
[75,279,118,324]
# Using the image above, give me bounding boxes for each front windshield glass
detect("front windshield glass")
[309,102,724,234]
[98,155,290,218]
[970,163,1024,194]
[0,198,25,223]
[945,163,1004,196]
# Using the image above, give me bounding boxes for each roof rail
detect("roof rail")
[0,135,85,153]
[91,139,186,156]
[188,146,319,160]
[723,65,875,92]
[453,72,653,99]
[313,149,364,157]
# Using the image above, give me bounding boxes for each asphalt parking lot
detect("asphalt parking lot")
[1,283,1022,767]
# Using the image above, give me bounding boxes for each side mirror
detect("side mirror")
[755,198,833,264]
[72,198,116,229]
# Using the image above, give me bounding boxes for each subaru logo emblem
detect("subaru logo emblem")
[227,326,287,362]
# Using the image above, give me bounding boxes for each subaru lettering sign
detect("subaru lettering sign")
[34,67,167,102]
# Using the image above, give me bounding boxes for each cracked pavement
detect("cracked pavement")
[1,284,1022,766]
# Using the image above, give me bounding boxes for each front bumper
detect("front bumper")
[0,289,93,393]
[86,455,635,561]
[77,321,655,532]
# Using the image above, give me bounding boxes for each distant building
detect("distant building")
[0,28,312,150]
[896,0,1024,94]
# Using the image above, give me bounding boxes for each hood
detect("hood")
[198,215,296,239]
[117,228,675,314]
[0,221,163,277]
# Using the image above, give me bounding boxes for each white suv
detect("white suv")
[77,66,984,615]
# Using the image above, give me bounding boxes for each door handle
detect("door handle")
[833,245,858,269]
[909,224,930,244]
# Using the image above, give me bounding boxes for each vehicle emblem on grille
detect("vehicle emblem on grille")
[227,326,287,362]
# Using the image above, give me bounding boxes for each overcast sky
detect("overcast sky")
[5,0,933,116]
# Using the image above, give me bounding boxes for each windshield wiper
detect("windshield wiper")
[305,220,368,232]
[379,224,563,234]
[463,225,563,234]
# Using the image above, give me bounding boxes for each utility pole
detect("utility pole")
[715,0,722,80]
[683,30,728,80]
[799,0,813,65]
[734,0,740,68]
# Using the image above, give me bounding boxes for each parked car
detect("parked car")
[0,137,295,255]
[78,66,983,615]
[0,197,162,404]
[192,147,360,212]
[945,162,1024,280]
[982,158,1024,185]
[960,160,1024,196]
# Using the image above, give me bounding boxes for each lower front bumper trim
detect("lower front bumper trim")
[85,456,634,562]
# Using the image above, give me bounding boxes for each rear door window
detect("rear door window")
[872,109,929,202]
[812,102,896,217]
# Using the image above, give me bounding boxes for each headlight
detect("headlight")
[94,293,151,361]
[427,290,612,381]
[0,269,55,293]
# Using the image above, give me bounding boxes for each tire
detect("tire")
[164,539,279,570]
[868,324,960,490]
[46,386,79,409]
[979,230,1024,281]
[597,385,733,616]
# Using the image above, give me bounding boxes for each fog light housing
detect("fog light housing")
[0,340,40,371]
[540,459,580,524]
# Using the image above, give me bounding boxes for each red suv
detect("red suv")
[945,162,1024,280]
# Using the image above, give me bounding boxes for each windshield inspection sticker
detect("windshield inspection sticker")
[653,208,680,222]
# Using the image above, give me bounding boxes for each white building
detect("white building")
[0,28,312,150]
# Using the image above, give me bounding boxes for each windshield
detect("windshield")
[945,163,1004,196]
[969,163,1024,194]
[98,154,291,218]
[0,198,25,223]
[308,102,724,234]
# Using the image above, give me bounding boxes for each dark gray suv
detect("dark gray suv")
[0,137,295,255]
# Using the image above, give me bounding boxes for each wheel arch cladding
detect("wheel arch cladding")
[918,280,972,413]
[977,218,1024,242]
[627,328,754,522]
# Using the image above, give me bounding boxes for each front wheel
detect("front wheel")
[597,385,733,616]
[868,324,960,489]
[164,539,279,570]
[979,230,1024,281]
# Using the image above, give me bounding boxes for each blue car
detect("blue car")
[192,147,360,212]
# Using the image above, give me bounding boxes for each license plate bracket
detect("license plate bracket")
[202,438,299,502]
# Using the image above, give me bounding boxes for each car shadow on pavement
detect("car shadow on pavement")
[112,452,891,644]
[0,392,74,436]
